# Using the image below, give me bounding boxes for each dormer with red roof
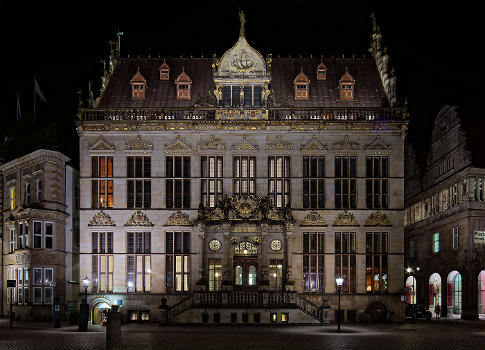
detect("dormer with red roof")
[339,69,355,100]
[159,59,170,80]
[130,68,147,99]
[294,68,309,100]
[176,68,192,100]
[317,61,327,80]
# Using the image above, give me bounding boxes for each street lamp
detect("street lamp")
[336,277,344,332]
[79,276,90,332]
[83,276,89,303]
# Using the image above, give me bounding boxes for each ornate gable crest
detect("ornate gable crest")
[164,210,192,226]
[266,135,293,151]
[333,135,360,151]
[89,136,114,151]
[164,136,192,154]
[231,136,258,151]
[125,135,153,151]
[364,211,392,226]
[89,211,116,226]
[333,211,359,227]
[301,211,328,227]
[364,136,391,151]
[300,135,328,152]
[124,210,154,227]
[199,135,226,151]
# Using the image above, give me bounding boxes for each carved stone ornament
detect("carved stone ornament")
[16,252,31,264]
[199,135,226,151]
[164,210,192,226]
[300,135,328,152]
[266,135,293,151]
[301,211,328,227]
[164,136,192,154]
[333,210,360,226]
[125,135,153,151]
[364,136,391,151]
[333,135,360,151]
[89,135,114,151]
[205,207,225,221]
[125,210,154,227]
[231,136,258,151]
[89,211,116,226]
[364,210,392,227]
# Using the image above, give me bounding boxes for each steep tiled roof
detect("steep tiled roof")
[340,69,355,82]
[176,68,192,83]
[130,68,146,83]
[98,57,388,109]
[294,68,309,83]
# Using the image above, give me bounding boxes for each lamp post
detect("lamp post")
[336,277,344,332]
[83,276,89,302]
[79,276,90,332]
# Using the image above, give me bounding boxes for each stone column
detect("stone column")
[197,224,207,291]
[260,223,269,289]
[222,223,232,290]
[284,222,295,291]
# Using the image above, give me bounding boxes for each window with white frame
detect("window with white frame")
[452,227,459,250]
[23,268,29,304]
[9,227,16,252]
[91,232,114,292]
[233,156,256,196]
[166,231,191,293]
[127,232,151,292]
[25,182,31,206]
[44,268,53,304]
[33,268,43,304]
[44,222,53,249]
[18,222,29,249]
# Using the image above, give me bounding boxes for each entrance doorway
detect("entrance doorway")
[233,256,258,290]
[406,276,417,304]
[428,273,442,314]
[92,302,111,325]
[478,271,485,316]
[447,271,462,316]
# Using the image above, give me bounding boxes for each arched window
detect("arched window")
[235,265,243,285]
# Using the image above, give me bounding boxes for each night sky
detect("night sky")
[0,0,483,166]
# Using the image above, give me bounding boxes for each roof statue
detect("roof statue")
[239,9,246,37]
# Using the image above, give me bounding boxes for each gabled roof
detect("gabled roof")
[176,68,192,83]
[160,59,170,70]
[294,68,309,83]
[339,69,355,83]
[130,68,146,83]
[317,61,327,71]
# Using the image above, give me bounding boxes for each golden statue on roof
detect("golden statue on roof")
[239,9,246,36]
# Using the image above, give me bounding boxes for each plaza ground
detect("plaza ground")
[0,319,483,350]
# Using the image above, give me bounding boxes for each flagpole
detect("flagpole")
[33,77,36,121]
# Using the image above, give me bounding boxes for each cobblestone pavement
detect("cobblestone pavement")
[0,319,483,350]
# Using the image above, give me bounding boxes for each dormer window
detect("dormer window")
[176,68,192,100]
[159,59,170,80]
[293,68,310,100]
[317,61,327,80]
[130,68,147,100]
[339,69,355,100]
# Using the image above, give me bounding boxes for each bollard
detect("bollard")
[106,305,121,350]
[79,303,89,332]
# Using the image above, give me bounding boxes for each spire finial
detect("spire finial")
[239,8,246,37]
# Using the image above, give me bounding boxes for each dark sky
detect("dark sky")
[0,0,483,165]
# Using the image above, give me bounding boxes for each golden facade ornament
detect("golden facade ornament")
[266,135,293,151]
[164,210,192,226]
[364,210,392,226]
[231,136,258,151]
[89,211,116,226]
[205,207,224,221]
[125,135,153,151]
[251,236,262,244]
[199,135,226,151]
[164,136,193,154]
[333,210,360,226]
[301,211,328,227]
[364,135,391,151]
[333,135,360,151]
[125,210,154,227]
[300,135,328,152]
[89,135,114,151]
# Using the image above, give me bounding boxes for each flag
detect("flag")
[34,77,47,103]
[17,93,22,120]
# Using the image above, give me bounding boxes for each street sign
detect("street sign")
[474,231,485,244]
[7,280,16,288]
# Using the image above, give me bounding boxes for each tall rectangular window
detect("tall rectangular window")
[9,186,16,210]
[302,232,325,292]
[268,156,290,208]
[303,156,325,208]
[201,156,223,208]
[452,227,459,250]
[127,156,151,208]
[269,259,283,291]
[365,232,388,293]
[91,232,114,292]
[233,156,256,195]
[208,258,222,291]
[366,156,389,209]
[409,239,415,259]
[335,156,356,209]
[433,233,439,253]
[166,231,190,292]
[36,179,42,202]
[25,183,31,206]
[335,232,356,293]
[166,156,191,208]
[9,227,16,252]
[44,222,53,249]
[91,156,113,208]
[34,221,42,248]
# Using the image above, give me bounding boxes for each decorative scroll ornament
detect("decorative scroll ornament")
[301,211,328,227]
[89,135,114,151]
[231,136,258,151]
[364,136,391,151]
[125,210,154,227]
[199,135,226,151]
[266,135,293,151]
[266,207,286,221]
[333,135,360,151]
[300,135,328,152]
[364,210,392,226]
[164,136,192,153]
[205,207,224,221]
[164,210,192,226]
[125,135,153,151]
[89,211,115,226]
[333,211,360,226]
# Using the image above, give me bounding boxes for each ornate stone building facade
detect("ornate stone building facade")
[1,149,79,321]
[404,106,485,320]
[77,16,407,324]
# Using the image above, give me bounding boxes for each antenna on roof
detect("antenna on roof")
[116,30,124,58]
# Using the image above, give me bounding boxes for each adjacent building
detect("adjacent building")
[404,105,485,319]
[76,15,407,324]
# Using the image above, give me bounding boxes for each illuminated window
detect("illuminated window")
[270,312,277,323]
[433,233,440,253]
[365,232,388,293]
[201,156,223,208]
[9,186,15,210]
[91,156,113,208]
[268,156,290,208]
[281,313,289,323]
[208,258,222,291]
[302,232,325,292]
[233,156,256,195]
[166,231,191,292]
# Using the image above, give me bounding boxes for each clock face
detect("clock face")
[270,239,282,252]
[209,239,221,252]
